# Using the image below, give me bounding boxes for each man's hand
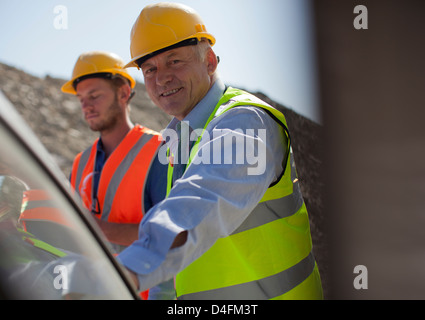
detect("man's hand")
[170,230,187,249]
[127,269,140,290]
[95,219,139,246]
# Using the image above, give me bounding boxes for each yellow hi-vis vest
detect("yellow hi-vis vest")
[167,87,323,300]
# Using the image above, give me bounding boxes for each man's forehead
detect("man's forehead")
[75,78,110,95]
[141,46,193,67]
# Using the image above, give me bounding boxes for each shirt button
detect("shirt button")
[144,263,151,269]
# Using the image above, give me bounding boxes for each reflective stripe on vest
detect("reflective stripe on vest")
[172,87,323,300]
[20,189,73,229]
[18,228,68,259]
[70,125,162,223]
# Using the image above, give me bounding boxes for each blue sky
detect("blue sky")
[0,0,321,123]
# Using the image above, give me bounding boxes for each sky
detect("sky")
[0,0,321,123]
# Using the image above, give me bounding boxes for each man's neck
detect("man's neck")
[100,120,134,158]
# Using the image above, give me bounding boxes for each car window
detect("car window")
[0,121,136,300]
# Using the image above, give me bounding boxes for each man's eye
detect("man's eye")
[143,68,155,76]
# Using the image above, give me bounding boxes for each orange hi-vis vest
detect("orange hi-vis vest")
[19,189,85,254]
[70,124,162,223]
[20,190,71,230]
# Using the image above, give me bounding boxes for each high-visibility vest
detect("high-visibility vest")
[17,227,68,260]
[170,87,323,300]
[19,189,84,253]
[20,189,73,230]
[1,219,68,264]
[70,125,162,223]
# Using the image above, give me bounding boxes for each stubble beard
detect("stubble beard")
[88,95,122,133]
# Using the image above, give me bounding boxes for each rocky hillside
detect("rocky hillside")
[0,62,328,297]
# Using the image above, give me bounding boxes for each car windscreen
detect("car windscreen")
[0,122,136,300]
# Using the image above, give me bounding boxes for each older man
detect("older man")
[118,3,323,300]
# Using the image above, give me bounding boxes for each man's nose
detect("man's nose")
[80,99,92,110]
[156,67,173,86]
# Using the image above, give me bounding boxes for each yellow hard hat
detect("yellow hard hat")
[125,2,216,69]
[61,51,136,95]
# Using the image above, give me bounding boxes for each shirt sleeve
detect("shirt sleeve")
[118,106,286,291]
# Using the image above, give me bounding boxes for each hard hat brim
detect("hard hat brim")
[125,34,216,69]
[61,69,136,95]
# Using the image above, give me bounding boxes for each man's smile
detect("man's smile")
[161,87,183,97]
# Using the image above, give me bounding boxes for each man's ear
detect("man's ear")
[117,84,132,105]
[206,48,218,76]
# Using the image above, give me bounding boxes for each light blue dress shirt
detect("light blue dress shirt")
[118,78,286,292]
